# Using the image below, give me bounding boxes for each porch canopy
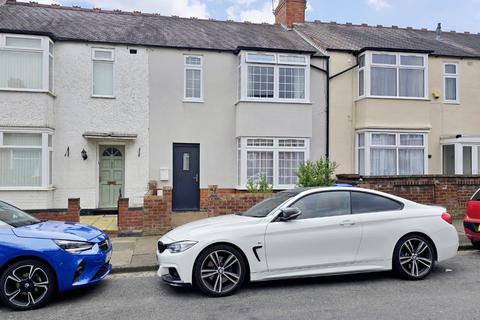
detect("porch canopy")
[82,132,137,141]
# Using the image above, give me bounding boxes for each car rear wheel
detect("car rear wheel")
[194,245,246,297]
[393,235,435,280]
[0,260,56,311]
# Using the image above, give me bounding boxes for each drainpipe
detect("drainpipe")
[310,56,330,158]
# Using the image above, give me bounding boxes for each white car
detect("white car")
[156,187,459,296]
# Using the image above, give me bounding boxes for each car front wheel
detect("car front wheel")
[393,235,435,280]
[194,245,246,297]
[0,259,56,311]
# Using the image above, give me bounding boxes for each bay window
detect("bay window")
[239,51,310,102]
[443,63,459,103]
[0,131,53,188]
[358,51,428,99]
[0,34,53,92]
[92,48,114,97]
[356,131,428,176]
[237,137,309,188]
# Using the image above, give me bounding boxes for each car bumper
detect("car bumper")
[464,217,480,241]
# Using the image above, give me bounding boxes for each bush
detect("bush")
[296,159,338,187]
[246,175,273,193]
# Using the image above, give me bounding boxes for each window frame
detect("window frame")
[0,128,54,190]
[183,54,204,102]
[0,33,54,93]
[91,47,115,98]
[443,62,460,104]
[440,137,480,175]
[355,130,429,176]
[358,51,429,100]
[237,137,310,189]
[238,51,310,103]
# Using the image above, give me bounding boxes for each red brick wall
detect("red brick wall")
[27,198,81,222]
[207,185,272,217]
[274,0,306,28]
[118,198,143,235]
[359,176,480,216]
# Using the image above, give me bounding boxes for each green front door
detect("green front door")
[99,146,125,208]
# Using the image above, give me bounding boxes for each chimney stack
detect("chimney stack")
[436,22,442,40]
[274,0,307,28]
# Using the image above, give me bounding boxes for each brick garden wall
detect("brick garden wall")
[358,176,480,216]
[26,198,81,222]
[206,185,272,216]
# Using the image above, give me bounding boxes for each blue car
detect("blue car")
[0,201,112,310]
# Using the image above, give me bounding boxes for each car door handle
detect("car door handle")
[340,220,356,226]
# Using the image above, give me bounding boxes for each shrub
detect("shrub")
[296,159,338,187]
[246,175,273,193]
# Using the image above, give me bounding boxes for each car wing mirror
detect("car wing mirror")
[279,207,301,222]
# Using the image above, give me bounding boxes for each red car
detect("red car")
[464,189,480,250]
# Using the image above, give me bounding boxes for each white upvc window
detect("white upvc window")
[358,51,428,99]
[356,131,428,176]
[441,137,480,175]
[443,63,459,103]
[0,33,54,92]
[238,51,310,103]
[92,48,114,97]
[184,55,203,102]
[0,130,53,189]
[237,137,309,189]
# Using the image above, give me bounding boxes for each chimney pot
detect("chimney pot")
[436,22,442,40]
[274,0,307,28]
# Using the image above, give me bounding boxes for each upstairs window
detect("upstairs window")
[239,51,310,103]
[358,51,428,99]
[0,34,53,92]
[92,48,114,97]
[184,55,203,101]
[444,63,459,103]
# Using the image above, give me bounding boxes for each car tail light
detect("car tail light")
[441,212,453,224]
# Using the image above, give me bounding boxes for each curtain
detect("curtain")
[247,151,273,184]
[445,78,457,100]
[0,149,42,187]
[0,50,43,89]
[399,149,424,175]
[185,68,201,98]
[93,61,113,96]
[371,133,395,145]
[371,67,397,96]
[371,149,396,175]
[400,69,424,97]
[358,149,365,175]
[400,134,423,146]
[278,151,304,185]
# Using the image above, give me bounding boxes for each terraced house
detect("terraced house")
[0,0,328,211]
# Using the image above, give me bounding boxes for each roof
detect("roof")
[0,1,317,54]
[295,21,480,58]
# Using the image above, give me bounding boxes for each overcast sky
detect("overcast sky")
[35,0,480,33]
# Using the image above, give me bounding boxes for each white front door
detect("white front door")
[265,191,362,274]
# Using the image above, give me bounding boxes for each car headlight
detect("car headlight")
[166,240,197,253]
[54,240,94,253]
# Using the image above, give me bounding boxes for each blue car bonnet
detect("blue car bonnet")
[12,220,103,241]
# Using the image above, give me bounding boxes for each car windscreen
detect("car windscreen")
[241,192,298,218]
[0,201,40,228]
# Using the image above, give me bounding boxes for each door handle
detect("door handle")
[193,174,199,183]
[340,220,356,226]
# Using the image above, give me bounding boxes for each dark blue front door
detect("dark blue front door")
[173,143,200,211]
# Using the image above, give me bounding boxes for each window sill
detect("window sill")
[443,101,460,105]
[235,99,312,105]
[0,186,56,191]
[356,96,430,102]
[0,88,56,97]
[183,99,204,103]
[92,95,116,99]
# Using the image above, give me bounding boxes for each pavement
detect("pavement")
[108,217,473,274]
[2,250,480,320]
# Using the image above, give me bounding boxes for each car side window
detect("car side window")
[351,192,403,214]
[292,191,351,220]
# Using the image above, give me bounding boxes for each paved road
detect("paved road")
[2,251,480,320]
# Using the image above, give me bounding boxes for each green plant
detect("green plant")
[296,158,339,187]
[246,175,273,193]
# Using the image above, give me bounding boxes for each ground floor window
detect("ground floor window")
[356,131,428,176]
[237,137,309,189]
[441,138,480,175]
[0,130,53,188]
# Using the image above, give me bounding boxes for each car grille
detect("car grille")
[158,241,166,253]
[93,262,110,280]
[464,221,478,233]
[98,239,110,252]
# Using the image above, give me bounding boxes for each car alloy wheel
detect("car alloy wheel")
[394,236,434,280]
[0,260,55,311]
[195,245,246,296]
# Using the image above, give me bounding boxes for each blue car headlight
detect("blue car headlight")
[54,240,94,253]
[166,241,197,253]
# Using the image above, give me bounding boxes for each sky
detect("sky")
[34,0,480,33]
